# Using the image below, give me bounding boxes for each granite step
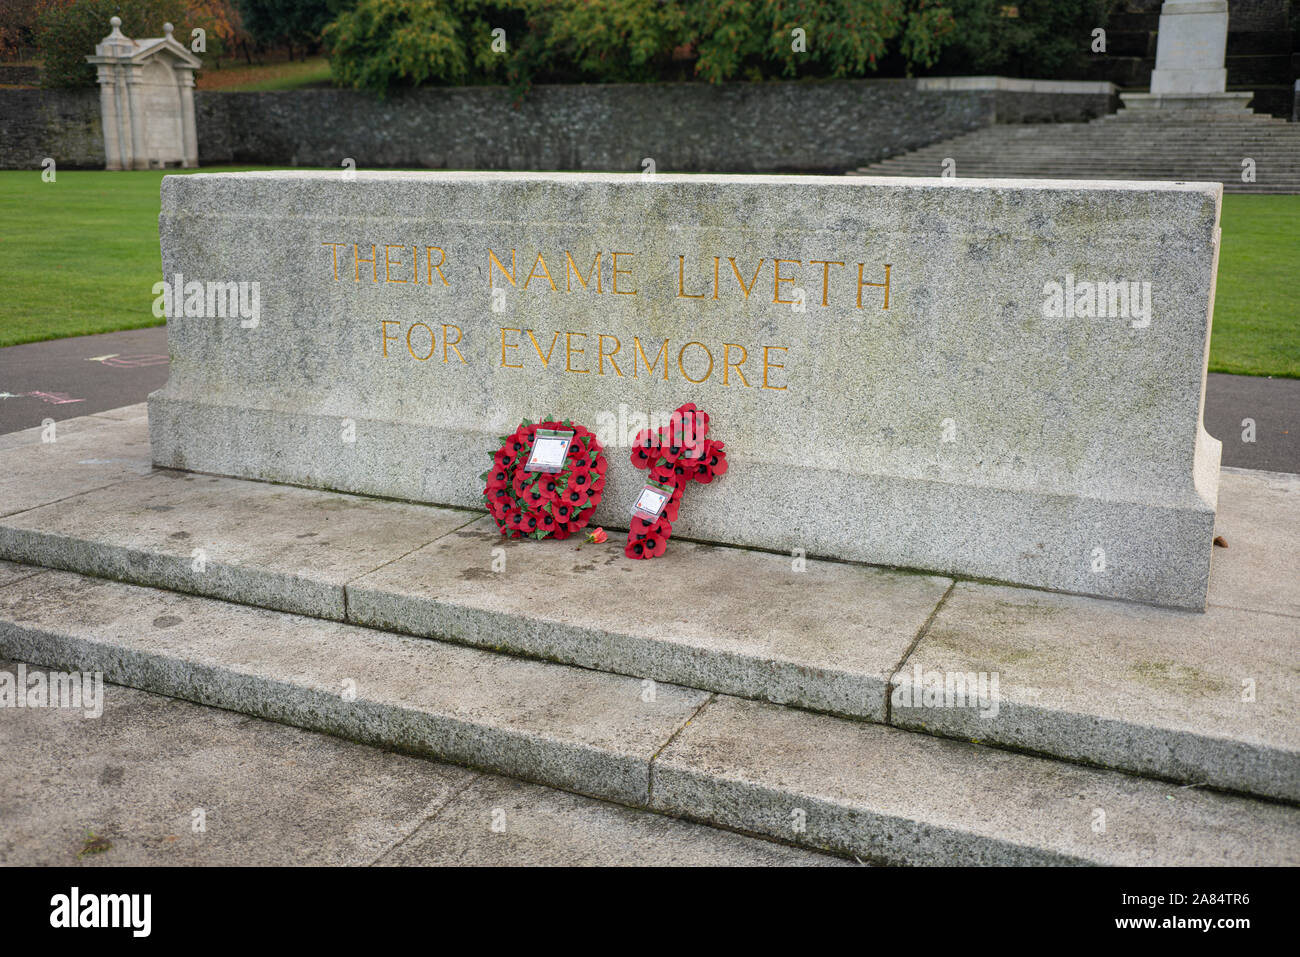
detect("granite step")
[1,565,1296,866]
[867,150,1300,163]
[851,117,1300,193]
[850,171,1300,191]
[1,406,1297,804]
[870,150,1300,160]
[0,652,845,866]
[870,149,1300,159]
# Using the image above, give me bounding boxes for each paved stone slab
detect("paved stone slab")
[0,408,148,451]
[348,519,950,721]
[0,469,479,618]
[0,415,152,516]
[650,695,1300,866]
[90,402,150,422]
[0,413,118,451]
[895,581,1300,802]
[0,570,708,806]
[0,560,42,588]
[1210,467,1300,617]
[377,773,849,867]
[0,658,476,866]
[1,655,836,867]
[151,171,1222,609]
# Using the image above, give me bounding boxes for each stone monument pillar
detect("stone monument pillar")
[1120,0,1254,113]
[87,17,202,170]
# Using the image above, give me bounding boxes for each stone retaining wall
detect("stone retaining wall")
[0,76,1117,171]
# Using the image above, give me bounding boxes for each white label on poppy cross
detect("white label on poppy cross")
[631,484,672,522]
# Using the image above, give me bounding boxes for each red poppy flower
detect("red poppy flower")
[694,441,728,483]
[536,474,564,501]
[560,480,591,508]
[567,465,595,492]
[649,462,675,484]
[626,530,668,559]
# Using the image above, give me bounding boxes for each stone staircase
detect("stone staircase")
[849,111,1300,194]
[1,405,1297,865]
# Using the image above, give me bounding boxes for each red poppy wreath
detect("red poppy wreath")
[625,402,728,560]
[480,418,608,540]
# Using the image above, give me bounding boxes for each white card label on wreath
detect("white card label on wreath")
[631,481,673,521]
[524,429,574,473]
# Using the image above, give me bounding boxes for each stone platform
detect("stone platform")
[0,406,1296,864]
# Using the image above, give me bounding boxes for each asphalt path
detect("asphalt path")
[0,326,1295,473]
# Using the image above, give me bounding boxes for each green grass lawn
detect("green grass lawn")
[0,167,282,346]
[0,170,1296,376]
[1206,195,1300,377]
[196,57,333,92]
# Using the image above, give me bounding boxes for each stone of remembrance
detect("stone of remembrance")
[149,171,1223,609]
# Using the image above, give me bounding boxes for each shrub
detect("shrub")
[925,0,1115,79]
[324,0,473,94]
[236,0,347,57]
[322,0,960,97]
[1,0,46,59]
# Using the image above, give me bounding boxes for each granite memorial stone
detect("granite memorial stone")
[149,171,1223,609]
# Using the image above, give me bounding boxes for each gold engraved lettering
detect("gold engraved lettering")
[406,322,436,361]
[427,246,450,286]
[598,334,623,376]
[527,329,561,367]
[611,252,637,296]
[354,244,377,283]
[500,328,523,368]
[488,248,517,288]
[723,343,751,387]
[565,251,602,293]
[856,263,891,310]
[773,259,801,304]
[565,332,589,373]
[762,345,788,390]
[678,341,713,384]
[728,257,765,299]
[384,245,407,283]
[321,242,345,281]
[808,260,845,306]
[380,320,400,357]
[633,337,669,380]
[677,255,706,299]
[442,323,466,363]
[524,252,557,292]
